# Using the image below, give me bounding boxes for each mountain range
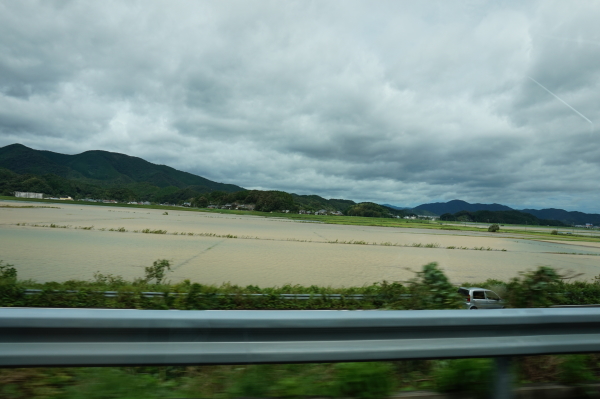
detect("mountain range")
[409,199,599,226]
[1,143,598,224]
[413,199,513,214]
[0,143,243,192]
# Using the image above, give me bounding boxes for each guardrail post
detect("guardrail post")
[492,356,512,399]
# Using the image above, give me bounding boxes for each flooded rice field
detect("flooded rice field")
[1,200,600,286]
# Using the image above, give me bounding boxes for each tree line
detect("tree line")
[343,202,408,218]
[2,167,407,218]
[0,168,217,204]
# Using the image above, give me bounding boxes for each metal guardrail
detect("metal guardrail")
[2,307,600,368]
[4,307,600,399]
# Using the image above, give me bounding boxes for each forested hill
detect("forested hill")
[291,194,356,212]
[0,143,243,192]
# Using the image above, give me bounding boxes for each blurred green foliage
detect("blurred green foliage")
[433,358,494,398]
[4,263,600,396]
[558,355,596,385]
[334,362,395,399]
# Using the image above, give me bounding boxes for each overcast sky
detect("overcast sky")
[1,1,599,212]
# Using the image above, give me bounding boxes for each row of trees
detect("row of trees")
[343,202,407,218]
[191,190,297,212]
[191,193,412,217]
[0,168,216,204]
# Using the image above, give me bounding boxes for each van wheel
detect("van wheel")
[470,306,478,310]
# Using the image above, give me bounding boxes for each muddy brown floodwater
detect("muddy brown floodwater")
[1,200,599,286]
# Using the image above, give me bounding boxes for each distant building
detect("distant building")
[14,191,43,199]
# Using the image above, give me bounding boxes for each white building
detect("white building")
[14,191,43,199]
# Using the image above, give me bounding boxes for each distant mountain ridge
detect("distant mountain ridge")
[0,143,243,192]
[412,199,599,226]
[414,200,512,215]
[521,208,600,226]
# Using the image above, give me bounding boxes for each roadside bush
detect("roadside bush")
[0,260,17,283]
[505,266,564,308]
[0,261,22,307]
[558,355,595,385]
[551,230,558,235]
[144,259,172,285]
[227,366,273,397]
[434,358,494,398]
[334,362,395,399]
[406,262,462,309]
[59,368,168,399]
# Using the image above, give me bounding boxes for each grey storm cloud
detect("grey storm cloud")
[1,0,600,212]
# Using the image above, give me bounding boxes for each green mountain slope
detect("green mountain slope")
[291,194,356,212]
[0,143,244,192]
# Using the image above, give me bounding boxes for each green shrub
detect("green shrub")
[406,262,462,309]
[434,358,494,398]
[227,366,272,397]
[551,230,558,235]
[59,368,167,399]
[558,355,595,385]
[334,362,395,399]
[488,224,500,232]
[505,266,563,308]
[0,260,17,282]
[144,259,172,284]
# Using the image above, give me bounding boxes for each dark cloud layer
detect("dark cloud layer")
[1,1,599,212]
